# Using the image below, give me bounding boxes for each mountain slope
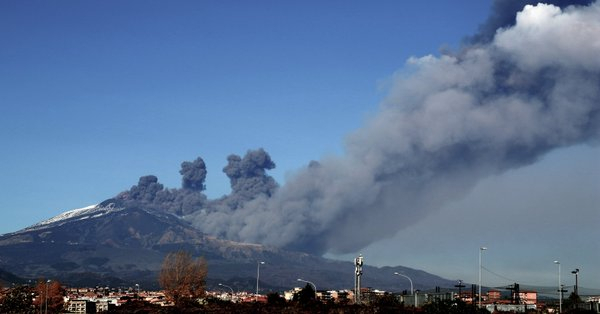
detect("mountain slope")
[0,201,456,291]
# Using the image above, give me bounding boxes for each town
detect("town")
[1,252,599,313]
[2,279,600,313]
[2,251,599,314]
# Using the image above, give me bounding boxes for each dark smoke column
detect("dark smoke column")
[112,157,209,216]
[222,148,278,209]
[180,157,207,191]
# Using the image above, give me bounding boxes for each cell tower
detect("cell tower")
[354,254,363,304]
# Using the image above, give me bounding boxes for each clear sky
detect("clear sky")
[1,1,598,289]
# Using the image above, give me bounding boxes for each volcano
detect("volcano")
[0,199,456,292]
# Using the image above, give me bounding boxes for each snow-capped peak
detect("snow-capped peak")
[36,204,98,225]
[23,202,125,232]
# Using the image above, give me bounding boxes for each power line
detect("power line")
[481,266,557,293]
[481,266,517,284]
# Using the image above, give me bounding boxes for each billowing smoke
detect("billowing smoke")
[221,148,278,208]
[121,175,164,204]
[186,1,600,254]
[467,0,595,44]
[116,161,208,216]
[113,1,600,255]
[114,149,277,216]
[180,158,207,191]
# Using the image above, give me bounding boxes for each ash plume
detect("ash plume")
[116,160,208,216]
[221,148,278,208]
[186,1,600,254]
[114,149,278,216]
[111,1,599,256]
[180,157,207,191]
[468,0,595,44]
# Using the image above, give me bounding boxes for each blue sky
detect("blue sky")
[1,1,598,289]
[1,0,491,224]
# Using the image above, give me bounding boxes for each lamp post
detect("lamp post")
[297,278,317,300]
[393,272,413,294]
[394,272,415,307]
[218,283,234,301]
[479,247,487,309]
[571,268,579,296]
[45,279,51,314]
[554,261,562,313]
[256,261,265,301]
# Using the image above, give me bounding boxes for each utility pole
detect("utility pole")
[479,246,487,309]
[559,285,568,309]
[506,283,521,304]
[455,280,465,300]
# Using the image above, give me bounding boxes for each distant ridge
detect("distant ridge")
[0,268,25,286]
[0,201,456,291]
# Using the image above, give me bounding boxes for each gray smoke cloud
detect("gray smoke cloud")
[186,1,600,254]
[116,160,209,216]
[220,148,278,209]
[110,1,600,255]
[114,149,278,217]
[180,157,207,191]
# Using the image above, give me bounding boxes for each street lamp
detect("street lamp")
[218,283,234,301]
[394,272,415,307]
[554,261,562,313]
[571,268,579,296]
[479,247,487,309]
[45,279,51,314]
[256,261,265,301]
[393,272,413,294]
[297,278,317,299]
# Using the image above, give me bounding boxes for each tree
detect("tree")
[422,299,487,314]
[372,292,403,311]
[566,291,583,308]
[32,279,64,314]
[293,283,316,306]
[267,292,286,305]
[0,285,34,313]
[158,250,207,306]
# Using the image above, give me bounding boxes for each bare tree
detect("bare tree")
[33,279,64,314]
[159,250,207,306]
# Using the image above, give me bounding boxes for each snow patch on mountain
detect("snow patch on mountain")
[22,203,125,232]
